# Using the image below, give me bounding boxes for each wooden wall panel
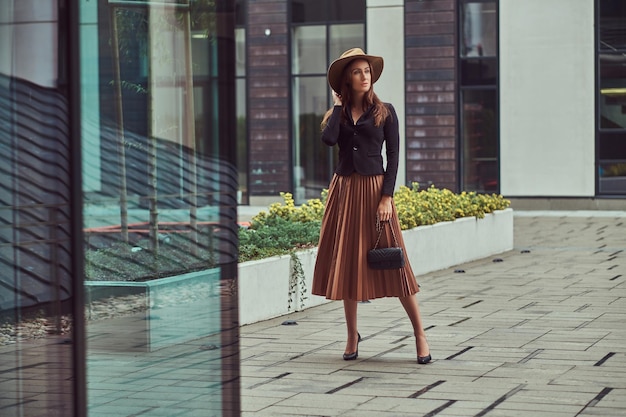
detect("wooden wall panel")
[405,0,458,192]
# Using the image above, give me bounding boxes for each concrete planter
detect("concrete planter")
[238,208,514,325]
[403,208,514,276]
[85,268,221,352]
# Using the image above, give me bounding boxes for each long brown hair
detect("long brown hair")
[321,59,389,129]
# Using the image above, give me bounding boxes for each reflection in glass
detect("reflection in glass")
[237,77,248,204]
[293,76,333,202]
[460,57,497,86]
[291,21,363,203]
[599,0,626,51]
[598,131,626,194]
[1,1,77,416]
[292,25,327,75]
[0,69,76,417]
[329,24,364,65]
[599,160,626,195]
[235,25,248,204]
[599,54,626,129]
[598,0,626,194]
[461,89,498,192]
[81,1,239,416]
[460,1,497,57]
[235,27,246,77]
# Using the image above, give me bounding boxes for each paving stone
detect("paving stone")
[241,213,626,417]
[4,212,624,417]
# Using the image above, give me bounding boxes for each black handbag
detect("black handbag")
[367,218,405,270]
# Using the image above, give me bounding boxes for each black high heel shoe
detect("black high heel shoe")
[417,335,431,364]
[343,333,362,361]
[417,354,432,364]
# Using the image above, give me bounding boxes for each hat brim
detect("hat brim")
[327,54,384,94]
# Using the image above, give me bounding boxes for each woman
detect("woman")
[311,48,431,364]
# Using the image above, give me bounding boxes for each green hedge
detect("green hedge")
[239,184,510,262]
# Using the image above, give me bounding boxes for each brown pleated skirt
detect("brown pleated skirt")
[312,173,419,301]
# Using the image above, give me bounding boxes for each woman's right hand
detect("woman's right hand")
[332,91,342,106]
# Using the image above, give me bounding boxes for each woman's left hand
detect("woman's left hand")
[377,195,393,222]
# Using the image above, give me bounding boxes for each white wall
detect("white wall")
[367,0,406,191]
[500,0,595,196]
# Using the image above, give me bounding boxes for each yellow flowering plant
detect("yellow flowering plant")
[250,185,509,231]
[394,183,510,230]
[250,191,326,226]
[240,185,510,262]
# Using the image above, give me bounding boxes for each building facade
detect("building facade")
[237,0,625,208]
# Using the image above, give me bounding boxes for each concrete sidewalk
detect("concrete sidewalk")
[239,212,626,416]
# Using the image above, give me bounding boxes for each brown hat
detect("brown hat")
[327,48,384,94]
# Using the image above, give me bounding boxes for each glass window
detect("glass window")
[292,0,365,24]
[237,76,248,203]
[80,1,240,416]
[460,57,497,86]
[293,75,334,201]
[460,1,497,57]
[1,2,79,415]
[461,89,498,192]
[235,26,246,77]
[599,0,626,51]
[598,0,626,195]
[459,0,499,193]
[329,24,365,63]
[328,0,366,22]
[292,25,327,74]
[599,55,626,130]
[235,22,248,204]
[291,14,364,202]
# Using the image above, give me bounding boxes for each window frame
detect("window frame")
[595,0,626,196]
[457,0,500,194]
[289,0,366,203]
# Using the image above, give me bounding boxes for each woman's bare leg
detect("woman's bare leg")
[399,294,430,357]
[343,299,359,354]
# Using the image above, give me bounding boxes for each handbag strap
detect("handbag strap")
[373,216,400,249]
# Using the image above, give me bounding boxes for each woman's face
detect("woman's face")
[346,59,372,95]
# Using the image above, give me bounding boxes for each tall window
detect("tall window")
[458,0,499,192]
[597,0,626,195]
[236,1,248,204]
[291,0,365,203]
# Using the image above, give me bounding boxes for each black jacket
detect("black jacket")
[321,103,399,196]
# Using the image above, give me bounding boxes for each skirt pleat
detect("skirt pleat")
[312,173,419,301]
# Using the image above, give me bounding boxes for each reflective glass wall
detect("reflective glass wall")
[1,0,240,415]
[0,1,81,416]
[80,0,240,416]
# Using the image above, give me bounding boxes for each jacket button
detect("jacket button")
[353,146,358,151]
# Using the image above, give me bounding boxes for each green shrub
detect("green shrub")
[238,216,321,263]
[394,183,510,230]
[250,191,326,226]
[239,184,510,262]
